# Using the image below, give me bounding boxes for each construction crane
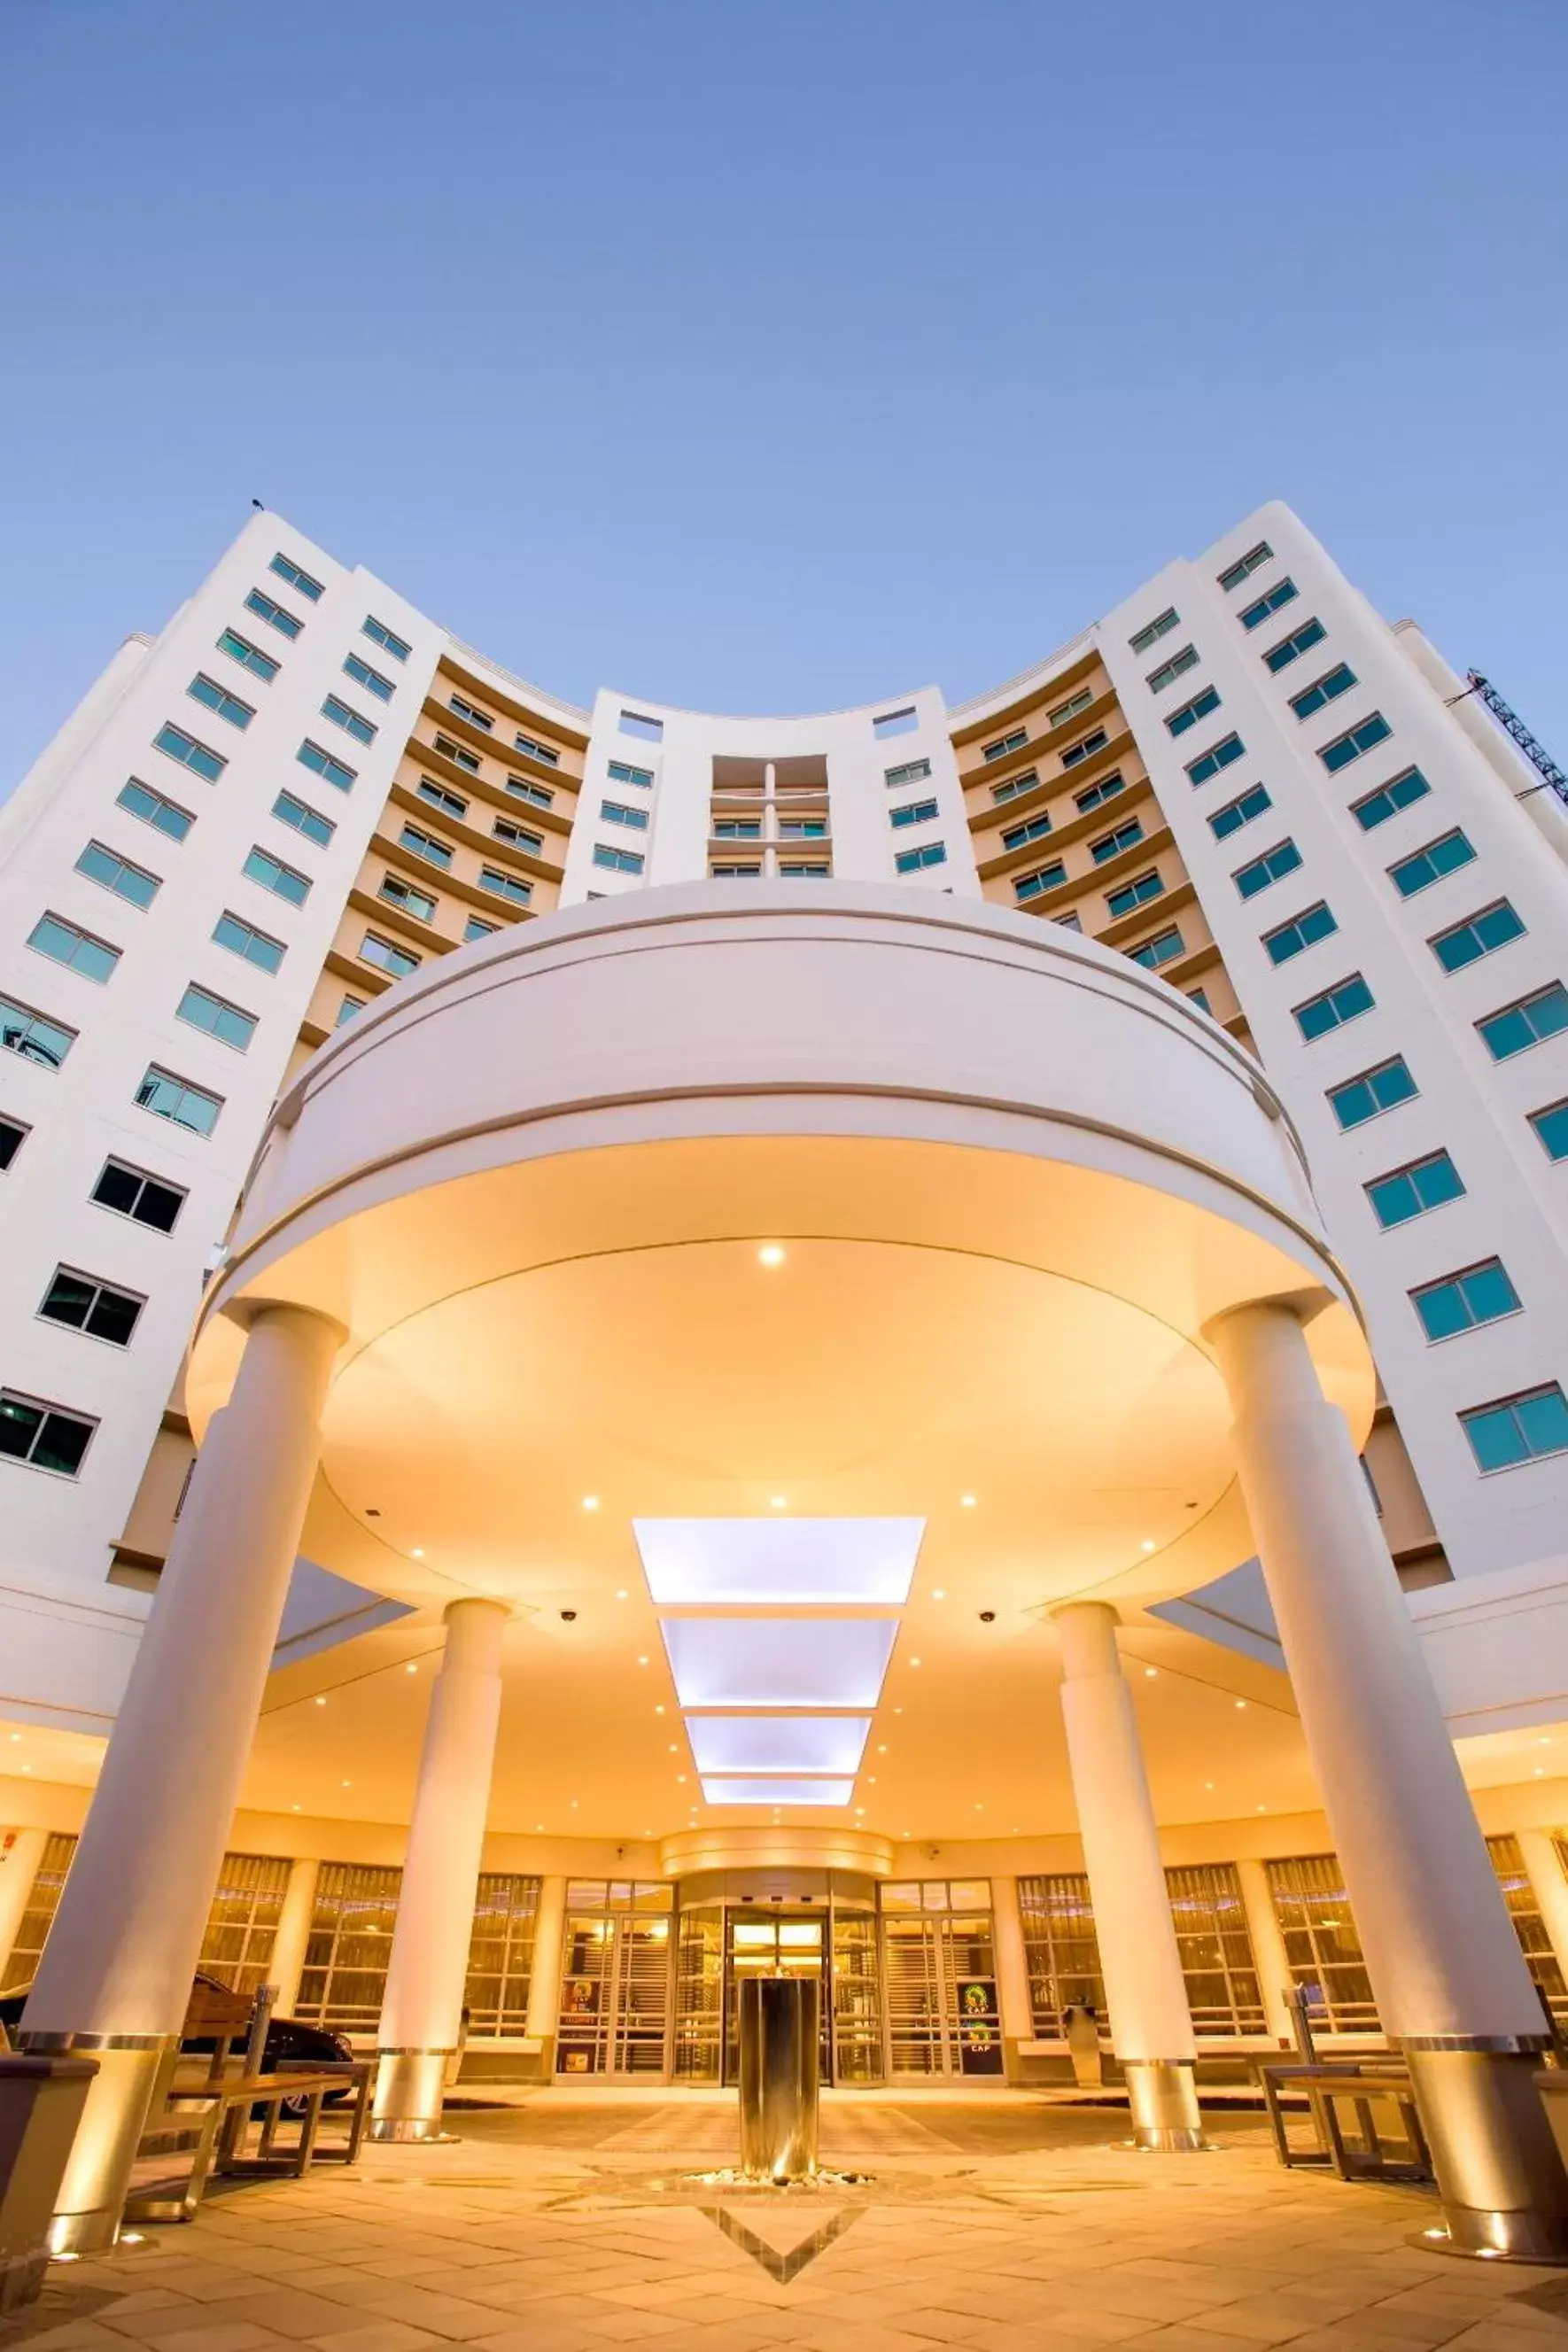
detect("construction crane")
[1460,671,1568,807]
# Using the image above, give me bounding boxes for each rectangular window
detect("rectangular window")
[1168,687,1222,738]
[1209,783,1272,841]
[1389,828,1475,898]
[1234,838,1303,899]
[779,861,830,878]
[136,1064,222,1136]
[1530,1101,1568,1161]
[321,693,376,746]
[1146,645,1199,694]
[982,727,1028,762]
[873,707,918,741]
[448,694,493,733]
[990,769,1038,804]
[1054,910,1083,932]
[1014,862,1066,902]
[272,789,334,846]
[343,652,394,703]
[884,758,931,788]
[507,774,555,808]
[244,586,303,640]
[1411,1259,1520,1342]
[1239,577,1298,630]
[363,615,410,662]
[1188,988,1212,1014]
[361,932,420,979]
[479,868,532,905]
[116,777,193,841]
[1263,902,1338,966]
[1186,734,1245,787]
[1130,928,1185,970]
[417,779,468,821]
[433,733,481,774]
[0,1114,27,1171]
[593,843,644,875]
[188,672,254,730]
[1,994,75,1071]
[91,1158,186,1232]
[779,819,827,840]
[378,874,437,920]
[177,982,257,1052]
[1477,983,1568,1062]
[269,552,323,601]
[1060,729,1109,769]
[1263,617,1326,673]
[601,799,649,831]
[515,732,560,766]
[1106,871,1165,919]
[1320,712,1393,772]
[1431,900,1525,973]
[1462,1386,1568,1473]
[217,628,279,684]
[710,863,762,879]
[298,738,356,790]
[493,818,543,852]
[1351,766,1431,831]
[713,819,762,841]
[0,1391,96,1478]
[891,798,940,829]
[608,758,654,789]
[154,722,226,781]
[28,913,120,983]
[620,709,664,742]
[1294,972,1375,1041]
[1327,1055,1417,1129]
[243,846,310,906]
[1129,609,1179,656]
[1000,814,1053,851]
[1218,540,1273,592]
[398,823,453,870]
[464,916,499,943]
[894,841,948,873]
[40,1266,144,1347]
[1048,687,1095,728]
[1289,663,1358,720]
[1075,772,1125,814]
[213,912,284,973]
[1090,819,1144,865]
[1365,1149,1464,1229]
[75,841,160,908]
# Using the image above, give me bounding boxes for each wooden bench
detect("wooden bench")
[1255,2058,1432,2184]
[125,2061,372,2225]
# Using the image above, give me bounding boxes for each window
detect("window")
[1265,1854,1377,2032]
[591,844,642,876]
[1129,609,1179,656]
[1263,902,1337,965]
[493,818,543,852]
[1478,984,1568,1061]
[1327,1055,1417,1129]
[608,758,654,789]
[1218,540,1273,592]
[1294,973,1375,1041]
[178,982,256,1052]
[1234,838,1303,899]
[713,819,762,841]
[1289,663,1358,720]
[479,867,532,904]
[1188,989,1212,1014]
[0,1392,96,1478]
[448,694,493,733]
[361,933,420,979]
[1166,1862,1266,2037]
[873,707,918,741]
[1239,577,1298,630]
[1431,900,1525,974]
[1186,734,1245,787]
[1107,870,1165,918]
[154,722,226,781]
[1075,772,1125,815]
[75,841,159,908]
[1048,687,1095,728]
[136,1065,222,1136]
[433,733,481,774]
[1462,1386,1568,1473]
[779,861,830,878]
[601,799,649,831]
[1130,928,1185,970]
[188,672,254,730]
[28,914,120,983]
[1263,617,1326,673]
[217,628,279,684]
[1090,819,1144,865]
[1352,767,1431,831]
[116,777,194,841]
[243,846,310,906]
[343,652,393,703]
[1061,729,1109,769]
[244,586,303,640]
[1210,783,1272,841]
[291,1861,402,2030]
[1411,1259,1520,1342]
[885,757,931,789]
[1001,814,1053,851]
[321,693,376,746]
[417,779,468,821]
[507,774,554,808]
[363,615,410,662]
[619,710,664,742]
[398,823,453,870]
[1390,829,1475,898]
[1320,712,1392,772]
[378,874,437,921]
[1530,1101,1568,1161]
[298,738,356,790]
[983,727,1028,762]
[207,912,284,979]
[990,769,1038,804]
[1017,1873,1104,2036]
[891,798,940,829]
[91,1158,185,1232]
[269,552,323,601]
[1167,687,1223,739]
[710,862,762,879]
[40,1267,143,1347]
[1365,1149,1464,1229]
[1014,862,1066,902]
[0,1114,26,1170]
[516,732,560,766]
[273,789,334,846]
[1054,910,1083,932]
[464,916,498,943]
[1146,645,1199,694]
[779,819,827,839]
[895,841,947,873]
[1,994,75,1070]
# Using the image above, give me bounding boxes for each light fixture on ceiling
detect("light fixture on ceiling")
[655,1704,665,1714]
[637,1655,649,1667]
[410,1547,425,1559]
[1145,1667,1158,1679]
[314,1696,327,1707]
[959,1495,976,1509]
[1140,1540,1156,1555]
[933,1588,946,1601]
[615,1588,628,1600]
[582,1495,599,1512]
[291,1804,300,1813]
[1235,1699,1247,1710]
[910,1657,922,1668]
[758,1244,786,1269]
[877,1743,888,1753]
[406,1664,417,1674]
[770,1495,787,1510]
[341,1779,352,1789]
[668,1743,679,1753]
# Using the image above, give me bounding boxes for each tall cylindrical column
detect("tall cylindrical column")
[991,1875,1035,2079]
[1211,1300,1568,2259]
[0,1827,49,1985]
[371,1597,508,2140]
[1053,1602,1203,2149]
[1235,1857,1294,2047]
[268,1857,320,2015]
[1517,1831,1568,1999]
[524,1873,569,2078]
[19,1303,341,2251]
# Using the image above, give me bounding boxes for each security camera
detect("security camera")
[560,1608,577,1622]
[979,1610,996,1623]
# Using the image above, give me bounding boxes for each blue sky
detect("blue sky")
[2,0,1565,796]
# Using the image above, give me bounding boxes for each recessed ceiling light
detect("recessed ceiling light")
[655,1704,665,1714]
[616,1588,628,1600]
[1205,1781,1215,1790]
[770,1496,787,1510]
[877,1743,888,1753]
[933,1588,946,1601]
[668,1743,679,1753]
[1257,1804,1267,1813]
[341,1779,352,1789]
[582,1495,599,1512]
[637,1655,649,1667]
[1536,1768,1546,1778]
[406,1664,417,1674]
[410,1547,425,1559]
[1235,1699,1247,1710]
[314,1696,327,1707]
[8,1734,19,1743]
[758,1244,786,1269]
[570,1799,578,1808]
[677,1774,687,1783]
[535,1822,544,1831]
[291,1804,300,1813]
[1145,1667,1158,1679]
[868,1775,876,1784]
[1140,1541,1156,1555]
[19,1765,30,1774]
[894,1706,903,1715]
[910,1657,922,1668]
[960,1495,976,1509]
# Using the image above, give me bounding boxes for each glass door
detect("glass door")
[722,1910,827,2084]
[881,1879,1002,2078]
[556,1880,674,2077]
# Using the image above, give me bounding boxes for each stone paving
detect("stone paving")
[10,2092,1568,2352]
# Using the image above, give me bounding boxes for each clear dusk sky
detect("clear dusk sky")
[2,0,1565,797]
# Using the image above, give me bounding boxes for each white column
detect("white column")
[1516,1832,1568,2000]
[20,1303,341,2251]
[268,1857,320,2015]
[524,1873,569,2076]
[371,1597,508,2139]
[0,1826,49,1983]
[1235,1857,1294,2046]
[1052,1602,1203,2148]
[1211,1300,1568,2258]
[990,1875,1035,2077]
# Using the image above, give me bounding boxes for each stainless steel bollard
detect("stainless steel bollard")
[738,1977,819,2182]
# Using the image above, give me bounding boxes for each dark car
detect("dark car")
[1,1970,356,2112]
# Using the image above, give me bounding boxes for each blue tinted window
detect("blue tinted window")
[154,723,225,781]
[1167,686,1221,739]
[1390,829,1475,897]
[1320,712,1392,772]
[1530,1101,1568,1161]
[1294,973,1374,1041]
[1366,1150,1464,1229]
[1351,768,1430,831]
[895,842,947,873]
[1477,985,1568,1061]
[1263,617,1326,673]
[188,672,253,730]
[1239,577,1297,629]
[269,552,323,601]
[1263,903,1337,965]
[117,778,193,840]
[1210,784,1272,841]
[1186,734,1244,787]
[1412,1260,1519,1342]
[1289,664,1357,720]
[1462,1386,1568,1472]
[298,739,356,791]
[1327,1056,1417,1129]
[1234,840,1302,899]
[1431,901,1525,973]
[322,694,376,747]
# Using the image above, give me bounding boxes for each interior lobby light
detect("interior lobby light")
[410,1546,425,1559]
[582,1495,599,1511]
[314,1696,326,1707]
[687,1716,871,1775]
[757,1244,786,1268]
[634,1517,923,1606]
[960,1495,976,1508]
[702,1776,854,1807]
[406,1663,417,1674]
[1235,1699,1247,1710]
[662,1618,898,1709]
[1141,1540,1156,1554]
[770,1495,787,1509]
[933,1588,946,1601]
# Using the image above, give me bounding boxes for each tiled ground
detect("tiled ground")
[11,2092,1568,2352]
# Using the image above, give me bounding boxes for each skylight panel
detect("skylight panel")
[633,1516,923,1605]
[685,1715,871,1774]
[660,1618,898,1708]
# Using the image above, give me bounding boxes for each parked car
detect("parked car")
[0,1970,356,2111]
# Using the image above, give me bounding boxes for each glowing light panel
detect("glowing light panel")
[701,1777,855,1807]
[661,1618,898,1708]
[633,1517,924,1605]
[686,1715,872,1774]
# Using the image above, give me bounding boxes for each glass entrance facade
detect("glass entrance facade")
[881,1878,1002,2078]
[555,1879,673,2076]
[668,1871,886,2085]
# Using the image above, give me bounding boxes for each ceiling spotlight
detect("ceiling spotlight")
[314,1696,327,1707]
[615,1588,628,1600]
[341,1779,352,1789]
[770,1495,787,1510]
[668,1743,679,1753]
[410,1547,425,1559]
[910,1657,922,1669]
[291,1804,301,1813]
[582,1495,600,1512]
[933,1588,946,1601]
[655,1704,665,1715]
[1235,1699,1247,1711]
[758,1244,786,1269]
[637,1655,649,1666]
[406,1664,417,1674]
[1140,1540,1156,1555]
[1145,1666,1158,1679]
[877,1743,888,1753]
[959,1494,976,1509]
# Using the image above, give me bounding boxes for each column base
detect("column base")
[1121,2059,1209,2152]
[370,2048,456,2144]
[16,2036,177,2255]
[1404,2045,1568,2266]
